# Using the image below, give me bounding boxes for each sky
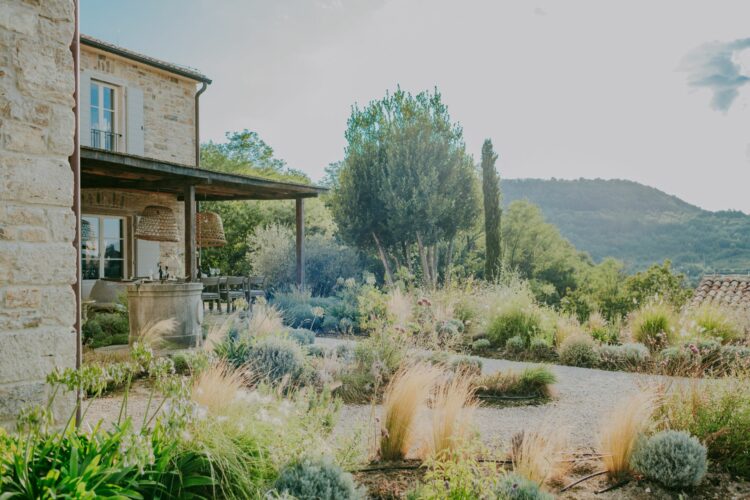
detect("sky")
[81,0,750,213]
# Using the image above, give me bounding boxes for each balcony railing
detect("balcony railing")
[90,129,122,152]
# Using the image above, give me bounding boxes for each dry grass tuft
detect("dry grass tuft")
[191,361,247,414]
[424,370,479,459]
[598,389,655,479]
[247,303,285,337]
[136,318,177,348]
[203,313,238,351]
[511,426,570,486]
[387,288,414,328]
[379,363,442,460]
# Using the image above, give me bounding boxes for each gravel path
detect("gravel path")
[84,337,665,452]
[317,337,664,451]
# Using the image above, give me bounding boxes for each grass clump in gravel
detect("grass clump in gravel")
[473,366,556,401]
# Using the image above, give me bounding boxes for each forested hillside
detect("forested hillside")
[503,178,750,280]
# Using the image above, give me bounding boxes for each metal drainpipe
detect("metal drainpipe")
[195,82,207,168]
[70,0,82,427]
[194,82,207,276]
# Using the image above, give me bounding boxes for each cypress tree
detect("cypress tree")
[481,139,502,281]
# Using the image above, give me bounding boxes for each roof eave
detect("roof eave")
[80,35,212,84]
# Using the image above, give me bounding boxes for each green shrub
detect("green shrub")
[655,381,750,479]
[283,303,317,329]
[248,224,363,296]
[630,431,707,489]
[597,343,650,371]
[82,312,129,348]
[720,345,750,373]
[321,315,340,332]
[171,350,211,376]
[629,303,677,350]
[658,340,725,376]
[307,345,329,357]
[487,307,544,348]
[289,328,316,346]
[214,336,254,368]
[495,473,553,499]
[472,338,491,351]
[528,338,556,361]
[274,457,363,499]
[250,336,306,385]
[505,335,526,356]
[684,303,745,344]
[558,335,599,368]
[449,355,483,376]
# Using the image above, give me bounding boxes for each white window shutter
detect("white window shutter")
[126,86,144,155]
[80,72,91,147]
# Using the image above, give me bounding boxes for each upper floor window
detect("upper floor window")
[90,81,122,152]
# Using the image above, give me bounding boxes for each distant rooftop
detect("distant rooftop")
[80,34,211,84]
[691,274,750,309]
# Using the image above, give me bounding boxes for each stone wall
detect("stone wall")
[80,46,197,166]
[0,0,77,426]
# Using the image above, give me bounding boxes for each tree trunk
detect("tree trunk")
[445,237,454,287]
[402,241,413,273]
[372,232,393,285]
[416,232,432,288]
[430,245,439,288]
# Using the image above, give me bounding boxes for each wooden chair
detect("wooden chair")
[222,276,246,312]
[245,276,266,306]
[201,277,224,313]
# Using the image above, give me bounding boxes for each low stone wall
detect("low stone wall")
[0,0,77,426]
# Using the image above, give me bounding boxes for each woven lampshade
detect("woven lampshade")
[197,211,227,248]
[135,205,179,242]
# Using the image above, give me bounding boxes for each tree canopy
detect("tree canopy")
[329,87,480,286]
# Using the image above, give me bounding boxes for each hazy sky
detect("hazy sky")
[81,1,750,213]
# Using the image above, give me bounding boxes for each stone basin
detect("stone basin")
[126,282,203,348]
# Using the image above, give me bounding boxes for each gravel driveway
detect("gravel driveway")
[317,337,665,451]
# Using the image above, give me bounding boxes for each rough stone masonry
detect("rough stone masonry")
[0,0,77,426]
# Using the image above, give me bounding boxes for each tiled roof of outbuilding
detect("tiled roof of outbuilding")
[691,275,750,309]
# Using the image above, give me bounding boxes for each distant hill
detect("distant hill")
[502,178,750,280]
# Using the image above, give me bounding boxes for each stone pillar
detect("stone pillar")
[0,0,77,426]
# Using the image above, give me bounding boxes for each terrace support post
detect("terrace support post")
[296,197,305,289]
[185,184,197,281]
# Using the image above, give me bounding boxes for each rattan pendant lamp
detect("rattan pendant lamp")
[197,211,227,248]
[135,205,180,242]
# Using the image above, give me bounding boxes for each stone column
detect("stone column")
[0,0,77,426]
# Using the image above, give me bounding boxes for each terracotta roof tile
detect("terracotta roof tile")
[691,274,750,310]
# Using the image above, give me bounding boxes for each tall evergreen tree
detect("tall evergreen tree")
[481,139,502,281]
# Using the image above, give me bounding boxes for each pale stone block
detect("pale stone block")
[0,242,76,285]
[1,156,73,205]
[47,104,74,155]
[1,119,47,154]
[3,286,41,308]
[0,3,37,35]
[15,38,74,103]
[0,327,75,384]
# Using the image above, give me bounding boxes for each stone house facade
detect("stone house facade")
[0,0,77,426]
[79,36,210,295]
[0,2,322,427]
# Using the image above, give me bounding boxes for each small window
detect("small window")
[90,81,121,151]
[82,215,126,280]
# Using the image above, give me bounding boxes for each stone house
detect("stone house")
[1,1,324,425]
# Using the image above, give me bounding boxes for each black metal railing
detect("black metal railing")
[90,129,122,152]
